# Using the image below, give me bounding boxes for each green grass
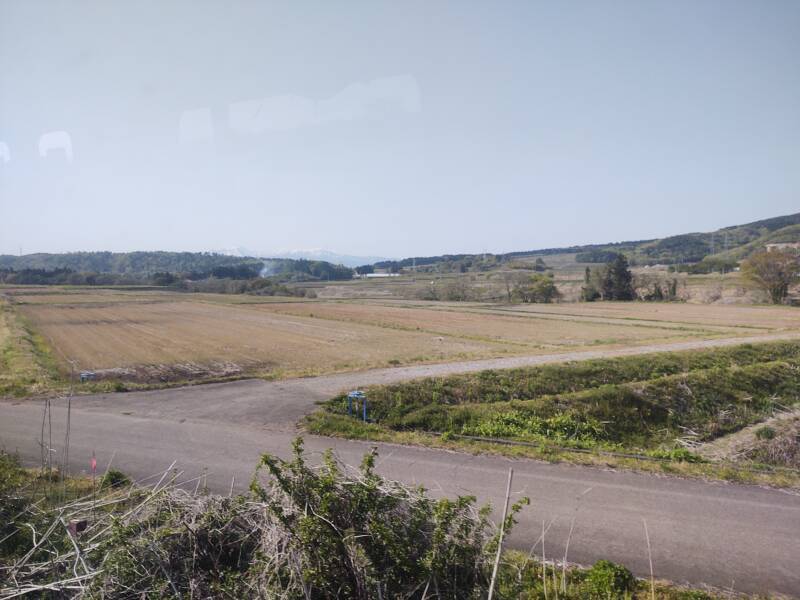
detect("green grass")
[329,340,800,425]
[310,340,800,487]
[0,299,61,396]
[305,411,800,488]
[498,551,737,599]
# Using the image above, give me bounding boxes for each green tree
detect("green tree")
[532,257,548,271]
[742,250,799,304]
[514,273,561,303]
[602,254,635,301]
[581,266,601,301]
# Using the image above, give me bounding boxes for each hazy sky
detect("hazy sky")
[1,1,798,258]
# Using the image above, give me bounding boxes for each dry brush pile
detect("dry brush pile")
[1,440,527,599]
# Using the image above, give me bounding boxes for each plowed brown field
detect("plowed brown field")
[9,288,800,382]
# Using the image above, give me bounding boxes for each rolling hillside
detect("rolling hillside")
[373,212,800,271]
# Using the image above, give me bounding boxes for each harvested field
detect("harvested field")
[8,288,800,385]
[15,298,505,381]
[252,301,716,347]
[6,288,180,305]
[485,301,800,331]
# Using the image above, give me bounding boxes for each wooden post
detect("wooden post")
[488,468,513,600]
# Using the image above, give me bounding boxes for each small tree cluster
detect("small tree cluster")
[513,273,561,303]
[581,255,635,301]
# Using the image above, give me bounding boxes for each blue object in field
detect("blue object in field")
[347,390,366,421]
[79,371,96,383]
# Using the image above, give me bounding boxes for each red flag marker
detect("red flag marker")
[90,452,97,475]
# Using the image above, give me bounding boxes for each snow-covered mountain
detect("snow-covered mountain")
[215,247,391,268]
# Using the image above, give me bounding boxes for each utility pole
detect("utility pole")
[62,360,77,496]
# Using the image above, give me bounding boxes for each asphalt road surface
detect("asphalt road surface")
[2,334,799,596]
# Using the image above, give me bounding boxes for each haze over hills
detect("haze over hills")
[215,247,392,268]
[1,211,797,276]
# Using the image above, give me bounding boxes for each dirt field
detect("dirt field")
[6,287,800,383]
[481,301,800,330]
[13,299,498,380]
[250,301,731,345]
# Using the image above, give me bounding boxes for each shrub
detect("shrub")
[646,447,705,463]
[755,425,776,440]
[461,410,606,443]
[582,560,636,598]
[101,468,131,489]
[9,439,526,599]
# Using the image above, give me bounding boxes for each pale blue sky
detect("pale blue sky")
[1,1,798,258]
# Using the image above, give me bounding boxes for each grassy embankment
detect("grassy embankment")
[307,340,800,487]
[0,298,63,397]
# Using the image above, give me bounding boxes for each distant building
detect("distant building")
[765,242,800,252]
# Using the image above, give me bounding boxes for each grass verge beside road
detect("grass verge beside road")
[0,299,62,397]
[307,340,800,488]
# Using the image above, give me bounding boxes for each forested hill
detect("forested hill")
[0,251,354,281]
[603,211,800,265]
[371,211,800,271]
[0,251,263,275]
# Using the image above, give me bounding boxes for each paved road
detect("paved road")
[2,334,800,596]
[27,332,800,430]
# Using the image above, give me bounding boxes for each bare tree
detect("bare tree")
[742,250,799,304]
[502,271,527,303]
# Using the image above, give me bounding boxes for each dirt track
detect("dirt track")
[2,332,800,595]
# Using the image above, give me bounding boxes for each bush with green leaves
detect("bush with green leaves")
[99,468,131,490]
[582,559,637,597]
[461,410,606,444]
[755,426,776,440]
[247,438,528,598]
